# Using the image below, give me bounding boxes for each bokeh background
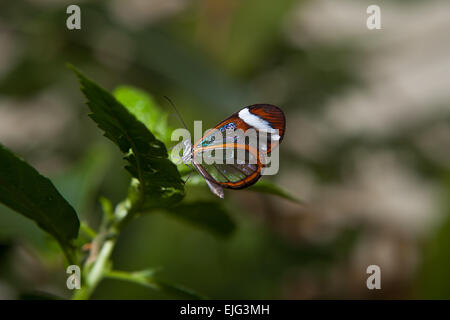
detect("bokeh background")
[1,0,450,299]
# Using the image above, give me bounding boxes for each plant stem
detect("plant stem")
[72,191,143,300]
[87,239,115,286]
[80,221,98,239]
[61,244,76,266]
[72,238,116,300]
[104,270,150,286]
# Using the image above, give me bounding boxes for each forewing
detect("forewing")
[194,104,285,154]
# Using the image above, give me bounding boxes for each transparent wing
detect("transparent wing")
[193,144,262,189]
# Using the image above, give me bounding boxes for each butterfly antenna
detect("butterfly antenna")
[164,96,188,130]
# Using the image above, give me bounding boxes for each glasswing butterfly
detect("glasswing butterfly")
[172,102,286,199]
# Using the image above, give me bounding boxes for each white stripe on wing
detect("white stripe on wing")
[238,107,280,140]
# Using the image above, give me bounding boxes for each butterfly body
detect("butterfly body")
[184,104,285,198]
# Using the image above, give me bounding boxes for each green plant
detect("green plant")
[0,66,299,299]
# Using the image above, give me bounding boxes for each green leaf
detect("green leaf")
[249,180,302,204]
[114,86,171,144]
[105,269,206,299]
[166,201,236,237]
[0,144,80,261]
[70,65,184,210]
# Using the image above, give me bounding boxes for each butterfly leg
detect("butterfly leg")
[181,163,195,184]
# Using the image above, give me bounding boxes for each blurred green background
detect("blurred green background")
[0,0,449,299]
